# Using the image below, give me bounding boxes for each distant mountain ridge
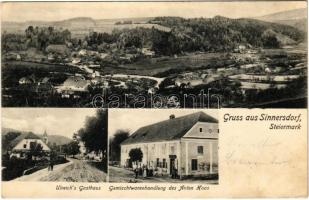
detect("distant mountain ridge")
[257,8,306,21]
[255,8,307,32]
[2,8,306,36]
[2,127,72,146]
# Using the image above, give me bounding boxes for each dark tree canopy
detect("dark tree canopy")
[129,148,143,162]
[69,141,80,157]
[109,129,130,161]
[28,142,44,159]
[2,132,21,152]
[79,109,107,154]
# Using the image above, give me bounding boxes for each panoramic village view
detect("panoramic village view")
[2,109,107,182]
[1,2,307,108]
[108,109,219,183]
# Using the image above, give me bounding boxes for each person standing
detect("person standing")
[48,157,51,171]
[133,163,138,179]
[143,165,147,178]
[50,157,54,171]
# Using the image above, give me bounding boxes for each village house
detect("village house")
[19,77,33,85]
[78,49,87,56]
[4,52,21,61]
[141,48,155,57]
[120,112,218,178]
[9,132,51,159]
[57,76,90,98]
[71,57,81,64]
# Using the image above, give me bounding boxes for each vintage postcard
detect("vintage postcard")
[1,1,308,198]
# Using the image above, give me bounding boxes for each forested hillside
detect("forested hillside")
[148,16,304,52]
[2,16,305,56]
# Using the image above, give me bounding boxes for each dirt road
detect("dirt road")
[15,158,107,182]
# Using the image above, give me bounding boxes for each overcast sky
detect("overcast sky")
[2,2,306,22]
[108,109,218,138]
[2,108,97,138]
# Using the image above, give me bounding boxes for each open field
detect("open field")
[2,61,85,74]
[104,53,231,76]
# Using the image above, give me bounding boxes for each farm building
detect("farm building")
[46,45,71,56]
[120,111,219,178]
[19,77,34,85]
[9,132,51,159]
[57,76,90,94]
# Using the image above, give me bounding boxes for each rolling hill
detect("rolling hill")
[149,16,304,51]
[2,127,72,146]
[255,8,307,32]
[2,17,170,37]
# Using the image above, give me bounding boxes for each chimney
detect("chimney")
[169,114,175,119]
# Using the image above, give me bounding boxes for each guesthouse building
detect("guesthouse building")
[9,132,51,159]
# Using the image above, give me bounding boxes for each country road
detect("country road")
[15,158,107,182]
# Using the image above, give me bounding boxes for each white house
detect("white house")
[19,77,33,85]
[10,132,51,159]
[142,48,155,57]
[57,76,90,96]
[120,112,219,178]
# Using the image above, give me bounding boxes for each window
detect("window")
[199,128,203,132]
[162,144,166,154]
[23,144,26,148]
[30,142,36,149]
[197,146,204,154]
[156,158,160,167]
[191,159,198,171]
[170,146,175,154]
[163,159,167,168]
[209,129,212,133]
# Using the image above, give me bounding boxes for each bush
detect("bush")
[2,157,35,181]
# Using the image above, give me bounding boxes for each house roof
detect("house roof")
[10,132,42,148]
[121,111,218,145]
[63,76,89,88]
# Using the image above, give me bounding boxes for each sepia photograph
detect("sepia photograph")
[1,108,108,182]
[108,109,219,183]
[1,2,307,108]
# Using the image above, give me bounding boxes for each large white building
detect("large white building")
[10,132,51,159]
[120,112,219,178]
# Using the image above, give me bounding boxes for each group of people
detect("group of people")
[132,163,178,179]
[133,164,153,179]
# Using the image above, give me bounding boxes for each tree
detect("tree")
[79,109,107,159]
[28,142,44,160]
[67,141,80,158]
[109,130,129,161]
[2,132,21,152]
[129,148,143,162]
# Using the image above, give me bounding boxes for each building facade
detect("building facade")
[120,112,218,178]
[10,132,51,159]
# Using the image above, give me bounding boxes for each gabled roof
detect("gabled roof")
[63,76,89,88]
[121,112,218,145]
[10,132,42,148]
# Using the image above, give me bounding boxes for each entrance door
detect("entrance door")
[170,158,175,175]
[169,155,177,176]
